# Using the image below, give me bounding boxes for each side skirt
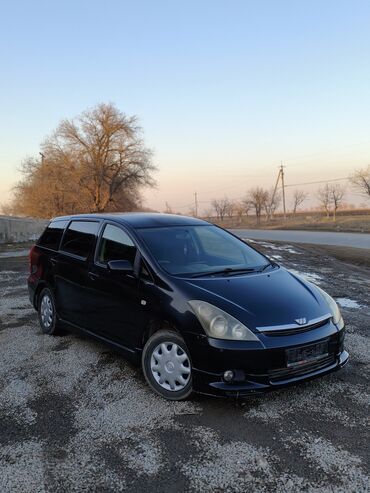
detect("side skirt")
[58,318,141,365]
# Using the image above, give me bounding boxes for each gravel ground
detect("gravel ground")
[0,241,369,492]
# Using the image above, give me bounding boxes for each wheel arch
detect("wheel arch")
[34,281,57,311]
[34,281,48,309]
[141,318,182,349]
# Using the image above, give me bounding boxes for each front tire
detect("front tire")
[38,287,60,335]
[142,330,193,400]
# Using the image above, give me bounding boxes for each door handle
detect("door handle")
[88,272,100,281]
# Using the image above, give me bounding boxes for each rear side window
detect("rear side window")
[97,224,136,265]
[61,221,99,258]
[38,220,68,251]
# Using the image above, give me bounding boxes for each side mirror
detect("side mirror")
[107,259,133,274]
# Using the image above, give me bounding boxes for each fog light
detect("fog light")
[223,370,235,382]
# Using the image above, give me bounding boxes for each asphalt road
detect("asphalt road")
[1,243,369,492]
[230,229,370,249]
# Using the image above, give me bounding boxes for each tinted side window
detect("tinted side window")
[61,221,99,258]
[38,220,68,250]
[97,224,136,265]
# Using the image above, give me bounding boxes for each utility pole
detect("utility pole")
[194,192,198,217]
[270,163,287,221]
[271,167,282,208]
[280,162,286,221]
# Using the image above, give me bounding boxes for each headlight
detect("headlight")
[188,300,259,341]
[315,286,344,328]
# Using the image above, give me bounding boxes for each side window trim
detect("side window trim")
[58,219,72,254]
[139,253,155,284]
[93,221,154,283]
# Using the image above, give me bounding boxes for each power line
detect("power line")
[195,173,278,196]
[285,177,349,188]
[166,173,352,211]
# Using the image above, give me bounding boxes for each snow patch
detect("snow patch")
[258,242,276,248]
[288,269,323,284]
[274,245,301,254]
[258,242,301,254]
[336,298,362,309]
[0,249,30,258]
[242,239,301,254]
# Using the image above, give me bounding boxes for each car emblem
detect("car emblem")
[295,317,307,325]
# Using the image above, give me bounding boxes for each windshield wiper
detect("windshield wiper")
[190,267,258,278]
[259,263,272,273]
[259,261,277,273]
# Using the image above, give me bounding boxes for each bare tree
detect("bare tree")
[211,197,231,221]
[10,156,83,217]
[233,201,245,224]
[317,184,332,218]
[292,189,308,215]
[164,202,173,214]
[0,201,15,216]
[245,187,269,225]
[264,188,281,221]
[241,200,250,217]
[226,200,235,219]
[9,103,156,218]
[317,183,345,220]
[350,166,370,199]
[329,184,345,221]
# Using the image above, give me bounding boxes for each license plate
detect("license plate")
[286,341,329,368]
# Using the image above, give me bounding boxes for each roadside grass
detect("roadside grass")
[212,212,370,233]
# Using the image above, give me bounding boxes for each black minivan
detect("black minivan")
[28,213,348,400]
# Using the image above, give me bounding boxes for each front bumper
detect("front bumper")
[185,322,348,397]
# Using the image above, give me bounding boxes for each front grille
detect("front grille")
[268,354,336,382]
[261,318,330,336]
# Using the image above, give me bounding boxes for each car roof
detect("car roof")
[51,212,210,229]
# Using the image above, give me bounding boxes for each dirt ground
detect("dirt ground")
[300,244,370,269]
[0,241,369,492]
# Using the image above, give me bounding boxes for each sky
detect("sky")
[1,0,370,213]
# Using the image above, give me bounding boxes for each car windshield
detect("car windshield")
[137,225,270,276]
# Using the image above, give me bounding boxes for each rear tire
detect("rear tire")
[38,287,61,335]
[142,329,193,400]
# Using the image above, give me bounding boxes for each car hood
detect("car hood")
[181,267,330,330]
